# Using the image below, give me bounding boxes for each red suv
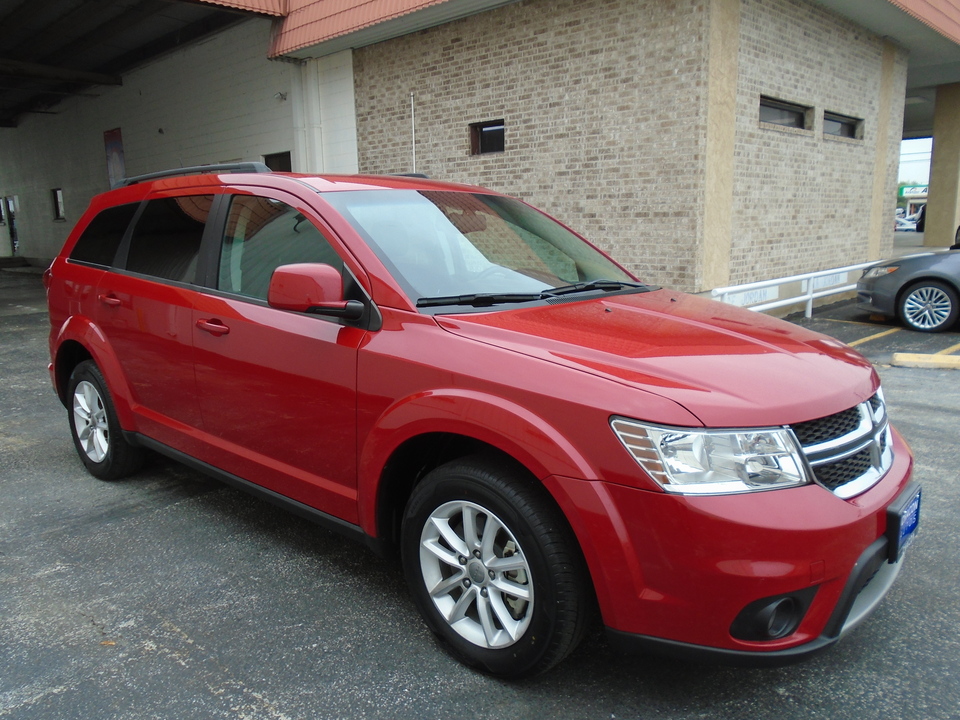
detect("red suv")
[45,164,919,678]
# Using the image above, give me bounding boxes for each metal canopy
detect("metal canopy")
[0,0,257,128]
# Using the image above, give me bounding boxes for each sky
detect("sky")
[899,137,932,184]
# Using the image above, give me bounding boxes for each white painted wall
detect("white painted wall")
[0,19,296,262]
[292,51,359,174]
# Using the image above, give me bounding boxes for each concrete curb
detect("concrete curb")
[890,352,960,369]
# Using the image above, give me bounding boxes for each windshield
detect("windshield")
[321,190,638,306]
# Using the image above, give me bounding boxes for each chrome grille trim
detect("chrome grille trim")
[790,392,893,499]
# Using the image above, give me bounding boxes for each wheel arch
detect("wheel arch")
[359,389,599,553]
[373,433,528,553]
[52,339,93,406]
[895,273,960,311]
[894,274,960,331]
[52,317,137,427]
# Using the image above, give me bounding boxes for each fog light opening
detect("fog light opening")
[730,586,818,642]
[758,597,799,639]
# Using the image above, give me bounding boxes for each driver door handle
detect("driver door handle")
[196,318,230,336]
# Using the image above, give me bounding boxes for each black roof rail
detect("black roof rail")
[119,162,272,187]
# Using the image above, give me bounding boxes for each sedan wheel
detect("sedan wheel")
[899,281,959,332]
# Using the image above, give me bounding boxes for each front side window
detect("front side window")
[218,195,342,300]
[323,190,634,303]
[126,195,212,282]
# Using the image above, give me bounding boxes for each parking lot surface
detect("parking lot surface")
[789,297,960,367]
[2,268,959,720]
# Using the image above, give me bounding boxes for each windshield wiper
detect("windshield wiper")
[541,280,650,297]
[417,292,543,308]
[417,280,652,308]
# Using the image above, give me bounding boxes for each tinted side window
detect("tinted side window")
[69,203,139,266]
[218,195,342,300]
[126,195,213,282]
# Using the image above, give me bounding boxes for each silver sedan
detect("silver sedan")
[857,250,960,332]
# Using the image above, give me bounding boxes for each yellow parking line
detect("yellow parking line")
[847,327,902,347]
[934,342,960,356]
[892,353,960,369]
[818,318,888,327]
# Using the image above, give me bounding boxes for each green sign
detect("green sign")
[899,185,928,197]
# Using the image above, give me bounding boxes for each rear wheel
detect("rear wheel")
[67,360,144,480]
[899,280,959,332]
[401,455,590,679]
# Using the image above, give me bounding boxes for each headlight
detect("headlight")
[610,418,810,495]
[862,265,898,278]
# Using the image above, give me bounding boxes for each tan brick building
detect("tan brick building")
[1,0,958,293]
[348,0,907,291]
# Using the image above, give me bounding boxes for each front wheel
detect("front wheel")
[67,360,144,480]
[899,281,959,332]
[401,456,590,679]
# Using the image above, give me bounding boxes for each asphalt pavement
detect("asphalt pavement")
[2,267,959,720]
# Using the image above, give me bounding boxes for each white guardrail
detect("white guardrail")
[711,261,881,318]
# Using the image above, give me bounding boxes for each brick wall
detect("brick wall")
[353,0,712,291]
[353,0,906,291]
[732,0,907,284]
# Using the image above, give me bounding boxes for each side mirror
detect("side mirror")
[268,263,364,321]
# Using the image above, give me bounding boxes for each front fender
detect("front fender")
[356,388,599,535]
[53,315,138,430]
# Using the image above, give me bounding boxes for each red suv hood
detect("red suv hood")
[435,290,877,428]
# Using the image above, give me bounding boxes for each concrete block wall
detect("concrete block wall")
[731,0,907,284]
[353,0,712,292]
[0,19,295,263]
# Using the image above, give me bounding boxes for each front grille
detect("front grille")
[790,392,893,499]
[792,406,861,446]
[812,446,873,490]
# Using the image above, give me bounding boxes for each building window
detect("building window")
[759,97,811,130]
[52,188,65,220]
[263,151,292,172]
[823,112,862,139]
[470,120,505,155]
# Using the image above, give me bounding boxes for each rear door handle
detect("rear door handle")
[196,318,230,336]
[98,294,121,307]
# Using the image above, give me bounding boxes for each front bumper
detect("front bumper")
[606,534,902,666]
[543,428,915,663]
[856,277,897,317]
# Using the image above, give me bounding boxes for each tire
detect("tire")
[67,360,144,480]
[898,280,960,332]
[401,455,590,679]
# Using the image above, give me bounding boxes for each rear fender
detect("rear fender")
[53,315,137,429]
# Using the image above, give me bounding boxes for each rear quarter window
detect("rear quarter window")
[69,203,140,266]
